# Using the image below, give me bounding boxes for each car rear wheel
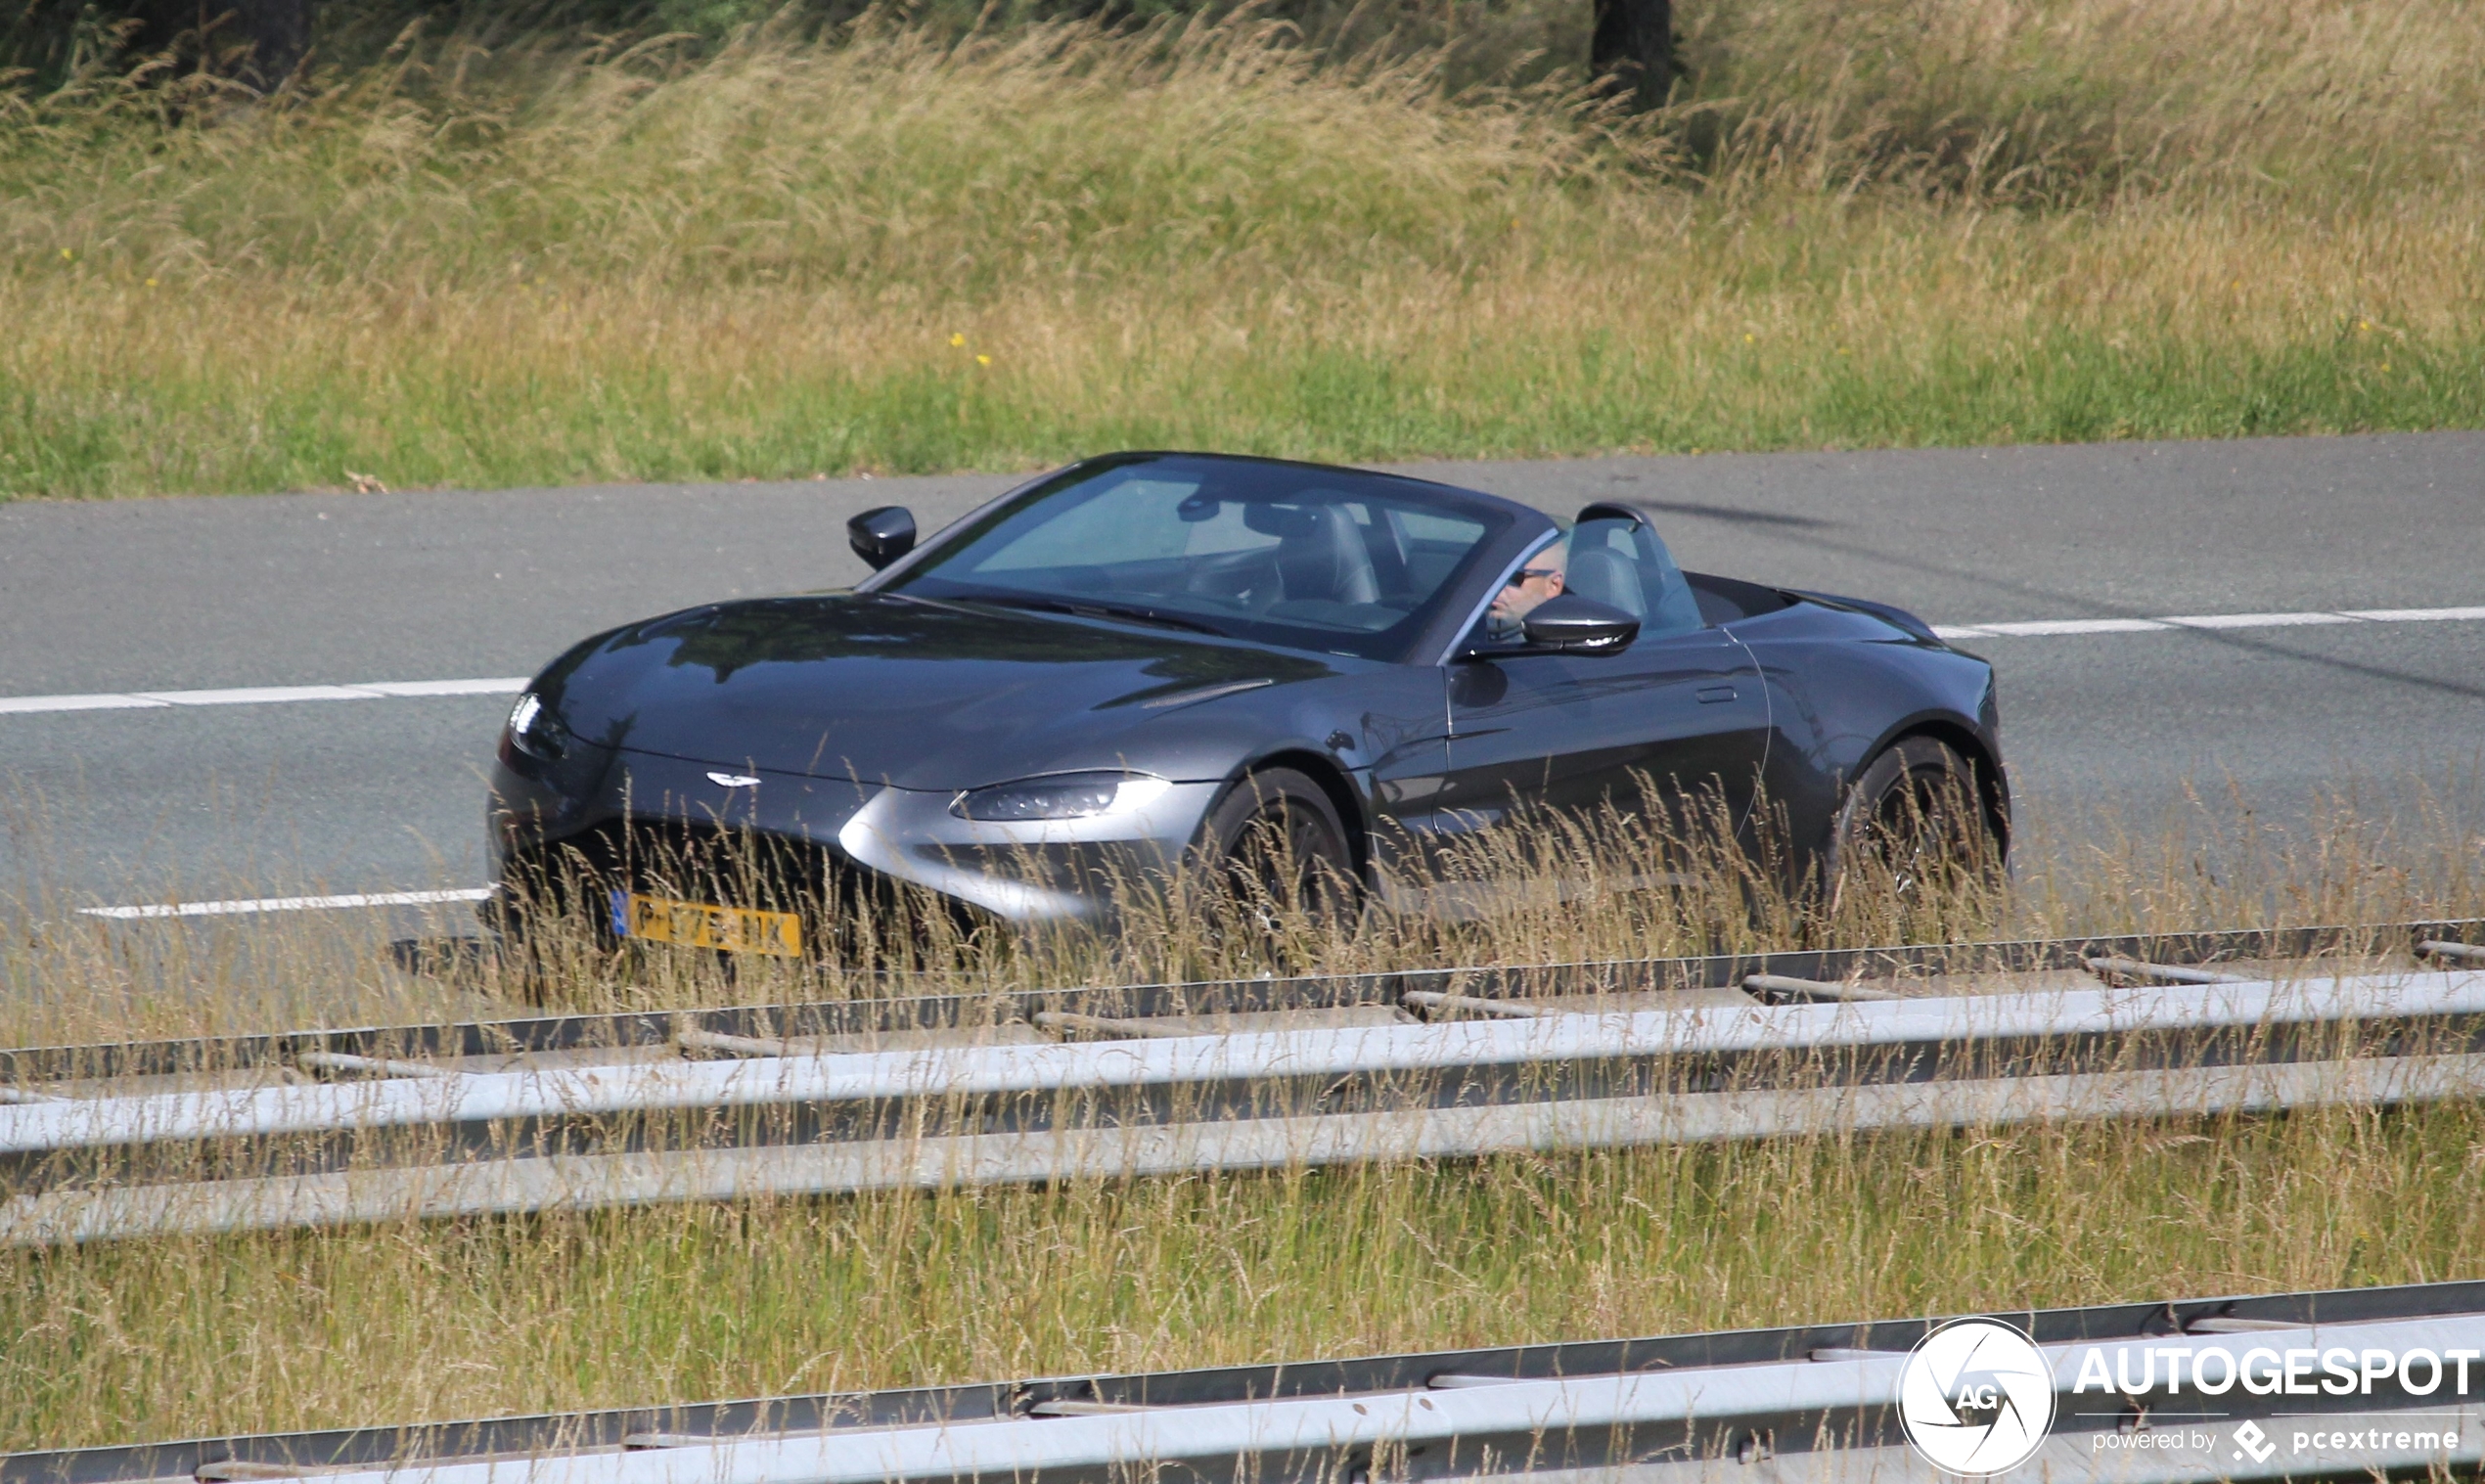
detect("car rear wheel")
[1826,736,2003,902]
[1197,767,1359,923]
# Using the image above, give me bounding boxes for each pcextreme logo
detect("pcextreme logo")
[1896,1319,2057,1475]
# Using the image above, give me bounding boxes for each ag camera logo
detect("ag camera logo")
[1897,1319,2056,1475]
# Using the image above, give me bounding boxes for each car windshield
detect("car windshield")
[881,457,1513,660]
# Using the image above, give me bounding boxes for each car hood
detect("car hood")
[532,593,1341,790]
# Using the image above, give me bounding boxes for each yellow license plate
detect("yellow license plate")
[610,891,802,958]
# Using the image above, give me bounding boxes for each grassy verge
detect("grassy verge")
[6,1106,2478,1451]
[4,0,2482,497]
[2,778,2482,1448]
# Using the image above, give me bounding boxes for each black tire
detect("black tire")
[1825,736,2003,900]
[478,849,629,1005]
[1196,767,1359,922]
[476,874,573,1006]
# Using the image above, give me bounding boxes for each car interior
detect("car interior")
[936,472,1496,646]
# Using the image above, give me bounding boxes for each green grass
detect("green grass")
[3,0,2482,497]
[9,316,2479,498]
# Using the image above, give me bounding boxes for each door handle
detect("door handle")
[1696,686,1739,704]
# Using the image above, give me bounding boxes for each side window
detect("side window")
[1464,531,1565,651]
[1563,517,1703,638]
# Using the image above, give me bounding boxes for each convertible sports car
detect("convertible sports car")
[485,452,2006,958]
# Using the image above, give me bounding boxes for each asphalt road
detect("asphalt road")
[3,431,2480,914]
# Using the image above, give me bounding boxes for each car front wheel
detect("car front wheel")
[1196,767,1359,923]
[1826,735,2004,903]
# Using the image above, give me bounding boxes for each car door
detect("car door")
[1352,667,1459,890]
[1437,511,1772,855]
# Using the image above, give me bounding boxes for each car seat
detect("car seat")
[1564,546,1648,618]
[1273,506,1382,607]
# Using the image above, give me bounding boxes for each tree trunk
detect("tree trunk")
[227,0,311,86]
[1590,0,1674,112]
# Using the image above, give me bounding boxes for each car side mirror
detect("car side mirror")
[848,506,917,570]
[1521,594,1641,654]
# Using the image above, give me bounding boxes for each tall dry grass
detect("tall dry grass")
[3,3,2483,1439]
[3,0,2481,496]
[6,763,2482,1047]
[1672,0,2485,200]
[6,1102,2481,1453]
[3,772,2484,1451]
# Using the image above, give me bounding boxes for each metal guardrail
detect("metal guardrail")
[15,970,2485,1155]
[4,922,2484,1242]
[10,919,2480,1087]
[8,1281,2481,1484]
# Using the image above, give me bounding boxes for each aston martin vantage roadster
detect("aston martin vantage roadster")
[484,451,2006,958]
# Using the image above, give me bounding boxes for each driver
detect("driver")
[1485,537,1566,642]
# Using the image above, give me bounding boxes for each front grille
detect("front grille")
[500,820,842,935]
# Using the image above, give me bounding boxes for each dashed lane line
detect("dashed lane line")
[4,606,2483,719]
[9,604,2485,722]
[1931,605,2485,640]
[80,888,496,920]
[0,677,527,716]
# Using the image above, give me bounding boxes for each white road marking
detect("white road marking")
[1931,603,2485,641]
[1937,617,2168,637]
[0,677,526,716]
[81,888,495,921]
[1,603,2480,717]
[9,604,2480,720]
[2162,611,2360,630]
[2341,606,2485,623]
[0,693,174,714]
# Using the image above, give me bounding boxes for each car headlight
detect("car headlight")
[504,692,573,763]
[950,771,1170,822]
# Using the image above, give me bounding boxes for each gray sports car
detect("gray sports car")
[485,451,2005,958]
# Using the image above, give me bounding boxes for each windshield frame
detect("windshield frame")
[866,453,1546,664]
